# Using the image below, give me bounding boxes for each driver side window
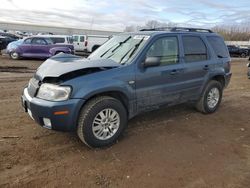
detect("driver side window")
[146,36,179,66]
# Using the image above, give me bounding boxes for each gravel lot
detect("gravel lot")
[0,55,250,188]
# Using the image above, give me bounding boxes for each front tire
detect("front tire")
[10,52,20,60]
[77,96,127,148]
[196,80,223,114]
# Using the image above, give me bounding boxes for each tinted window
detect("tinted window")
[80,36,85,42]
[32,38,47,45]
[50,37,65,44]
[207,36,229,58]
[73,36,78,42]
[44,38,54,45]
[24,38,32,44]
[146,36,179,66]
[67,36,73,44]
[183,36,207,62]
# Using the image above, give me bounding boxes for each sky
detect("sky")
[0,0,249,31]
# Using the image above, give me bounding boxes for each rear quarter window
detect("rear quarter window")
[207,36,229,58]
[50,37,65,44]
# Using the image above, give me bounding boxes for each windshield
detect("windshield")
[88,35,150,64]
[7,39,23,49]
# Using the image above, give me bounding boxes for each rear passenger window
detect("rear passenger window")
[183,36,207,62]
[207,36,229,58]
[50,37,65,44]
[146,36,179,66]
[32,38,47,45]
[80,36,85,42]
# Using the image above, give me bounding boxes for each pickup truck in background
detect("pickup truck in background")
[73,34,110,54]
[227,45,249,58]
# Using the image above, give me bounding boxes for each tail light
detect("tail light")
[226,61,231,73]
[84,40,88,47]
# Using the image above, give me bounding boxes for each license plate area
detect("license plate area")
[21,97,34,120]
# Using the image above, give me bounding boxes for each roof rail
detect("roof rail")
[140,27,213,33]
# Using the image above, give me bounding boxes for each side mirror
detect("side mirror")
[143,57,161,68]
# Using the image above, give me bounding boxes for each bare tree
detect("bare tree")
[124,20,177,32]
[213,25,250,41]
[124,20,250,41]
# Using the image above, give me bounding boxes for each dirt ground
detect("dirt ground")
[0,55,250,188]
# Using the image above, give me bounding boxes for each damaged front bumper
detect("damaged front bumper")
[21,87,85,131]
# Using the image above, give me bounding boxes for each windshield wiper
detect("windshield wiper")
[106,36,132,59]
[111,36,132,53]
[119,37,145,64]
[100,36,131,58]
[100,43,118,58]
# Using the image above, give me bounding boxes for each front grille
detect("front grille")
[27,78,40,98]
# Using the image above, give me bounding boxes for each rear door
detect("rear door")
[136,35,185,111]
[73,35,79,51]
[179,35,212,100]
[73,35,85,51]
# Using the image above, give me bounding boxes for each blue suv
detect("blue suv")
[22,27,232,147]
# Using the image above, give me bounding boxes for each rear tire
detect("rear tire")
[77,96,127,148]
[10,52,20,60]
[196,80,223,114]
[240,53,246,58]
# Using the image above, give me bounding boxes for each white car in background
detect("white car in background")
[73,34,110,53]
[39,35,73,45]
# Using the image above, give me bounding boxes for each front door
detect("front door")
[28,38,50,58]
[135,35,185,112]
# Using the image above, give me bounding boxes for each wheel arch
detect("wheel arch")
[92,45,100,52]
[210,75,226,88]
[84,90,129,114]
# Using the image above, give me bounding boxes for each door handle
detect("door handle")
[203,65,209,70]
[170,69,180,75]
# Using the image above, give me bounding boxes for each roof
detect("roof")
[121,27,218,37]
[36,35,71,38]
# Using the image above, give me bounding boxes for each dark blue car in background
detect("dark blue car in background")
[21,27,232,147]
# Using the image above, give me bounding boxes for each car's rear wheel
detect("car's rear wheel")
[77,96,127,148]
[240,53,246,58]
[10,52,20,60]
[196,80,223,114]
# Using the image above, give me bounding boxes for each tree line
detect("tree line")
[124,20,250,41]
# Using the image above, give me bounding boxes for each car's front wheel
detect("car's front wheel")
[10,51,20,60]
[196,80,223,114]
[77,96,127,148]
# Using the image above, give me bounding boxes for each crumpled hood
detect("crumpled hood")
[35,53,120,80]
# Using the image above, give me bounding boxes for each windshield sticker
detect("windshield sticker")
[133,35,150,40]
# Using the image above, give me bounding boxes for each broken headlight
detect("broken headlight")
[36,83,71,101]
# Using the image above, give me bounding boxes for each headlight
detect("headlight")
[36,83,71,101]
